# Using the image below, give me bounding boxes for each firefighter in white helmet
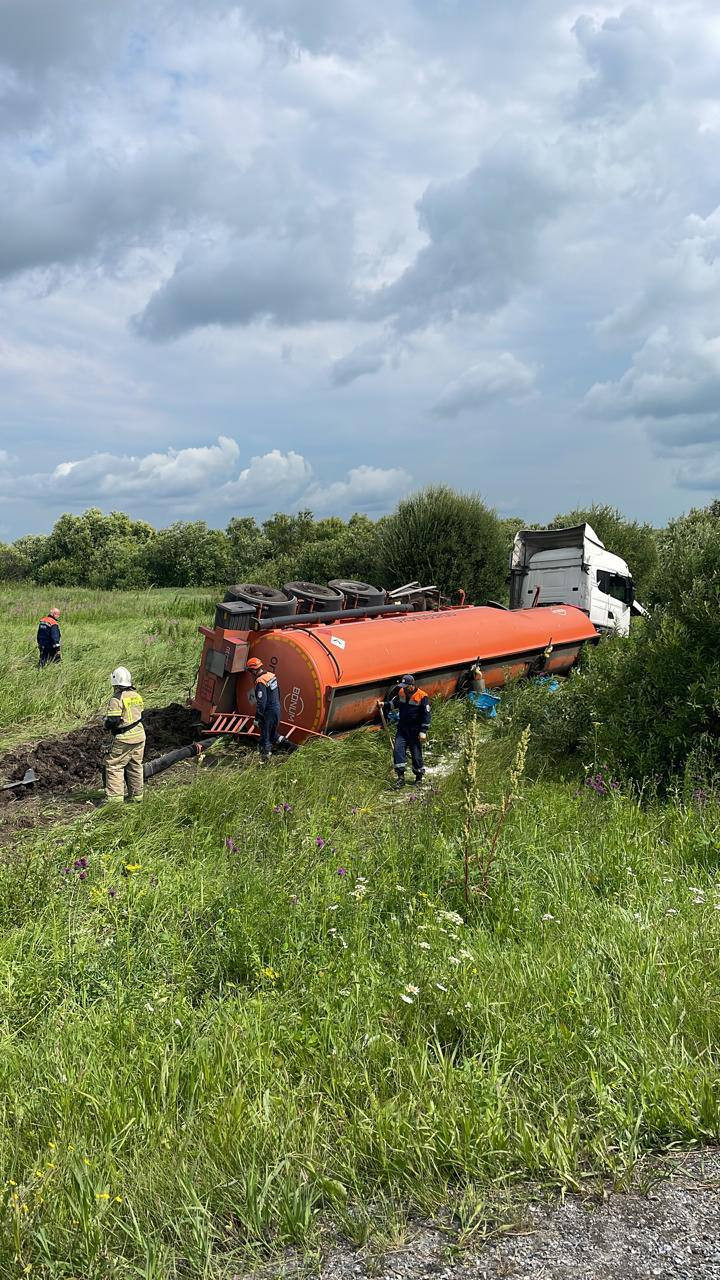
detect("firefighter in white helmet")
[104,667,146,802]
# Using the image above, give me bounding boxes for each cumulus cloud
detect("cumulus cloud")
[330,338,389,387]
[586,328,720,426]
[432,353,537,417]
[0,437,408,517]
[134,211,356,340]
[370,144,564,334]
[306,464,411,510]
[571,5,673,119]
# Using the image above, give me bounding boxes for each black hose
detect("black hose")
[143,738,216,780]
[251,602,408,630]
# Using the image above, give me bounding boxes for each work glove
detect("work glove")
[418,732,427,742]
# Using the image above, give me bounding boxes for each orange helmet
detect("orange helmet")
[246,657,263,671]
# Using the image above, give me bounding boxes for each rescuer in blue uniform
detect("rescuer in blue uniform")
[383,674,431,788]
[247,656,281,761]
[37,608,61,667]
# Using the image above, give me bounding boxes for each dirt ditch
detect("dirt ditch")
[0,703,203,807]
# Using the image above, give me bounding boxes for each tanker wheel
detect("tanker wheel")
[328,579,385,606]
[283,581,344,613]
[224,584,297,616]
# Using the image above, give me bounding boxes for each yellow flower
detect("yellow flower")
[124,864,142,873]
[83,1158,91,1166]
[96,1192,110,1200]
[114,1196,123,1203]
[48,1142,56,1150]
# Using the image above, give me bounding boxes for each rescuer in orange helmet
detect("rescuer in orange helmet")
[37,608,61,667]
[247,656,281,761]
[383,674,431,788]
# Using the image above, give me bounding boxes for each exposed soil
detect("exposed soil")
[245,1149,720,1280]
[0,703,202,807]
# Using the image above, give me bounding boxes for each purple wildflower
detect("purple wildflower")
[108,887,117,899]
[283,803,293,812]
[273,805,282,814]
[78,871,88,881]
[73,857,89,871]
[336,867,348,877]
[61,867,71,876]
[225,838,237,853]
[316,836,326,849]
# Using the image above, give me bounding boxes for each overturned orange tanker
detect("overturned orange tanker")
[191,580,598,747]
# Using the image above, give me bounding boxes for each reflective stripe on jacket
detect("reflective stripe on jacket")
[105,688,145,743]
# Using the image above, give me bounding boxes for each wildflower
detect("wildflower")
[437,910,464,927]
[405,984,420,996]
[273,805,282,813]
[448,956,461,966]
[114,1196,123,1203]
[78,871,88,881]
[435,982,448,992]
[73,858,89,871]
[316,836,326,849]
[336,867,348,877]
[60,867,71,876]
[666,909,678,916]
[225,838,237,853]
[283,803,293,812]
[541,913,556,922]
[289,894,299,905]
[261,967,277,982]
[124,864,141,874]
[108,887,117,899]
[96,1192,110,1200]
[418,941,431,951]
[459,948,473,960]
[400,993,414,1004]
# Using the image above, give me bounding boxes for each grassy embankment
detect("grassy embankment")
[1,588,720,1276]
[0,587,213,749]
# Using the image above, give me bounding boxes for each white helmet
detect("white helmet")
[111,666,133,688]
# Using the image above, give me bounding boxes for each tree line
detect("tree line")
[0,489,660,602]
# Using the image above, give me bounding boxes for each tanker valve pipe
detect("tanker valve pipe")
[143,738,216,781]
[251,602,409,630]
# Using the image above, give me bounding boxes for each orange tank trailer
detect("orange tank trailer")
[192,603,598,745]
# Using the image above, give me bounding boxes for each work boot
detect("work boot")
[261,751,272,763]
[413,772,424,786]
[392,772,406,790]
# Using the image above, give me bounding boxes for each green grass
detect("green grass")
[2,588,720,1276]
[1,708,720,1276]
[0,587,214,747]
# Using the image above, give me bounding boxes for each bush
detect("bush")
[500,502,720,790]
[377,487,506,602]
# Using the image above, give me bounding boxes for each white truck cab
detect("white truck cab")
[510,523,644,637]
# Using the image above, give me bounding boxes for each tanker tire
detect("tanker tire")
[283,581,344,613]
[328,579,385,607]
[224,584,297,616]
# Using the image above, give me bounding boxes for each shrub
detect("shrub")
[377,486,506,603]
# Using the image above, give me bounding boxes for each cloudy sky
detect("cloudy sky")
[1,0,719,538]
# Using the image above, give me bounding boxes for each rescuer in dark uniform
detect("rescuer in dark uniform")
[37,608,61,667]
[383,674,431,788]
[247,656,281,761]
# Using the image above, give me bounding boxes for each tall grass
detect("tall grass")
[1,708,720,1276]
[0,587,213,747]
